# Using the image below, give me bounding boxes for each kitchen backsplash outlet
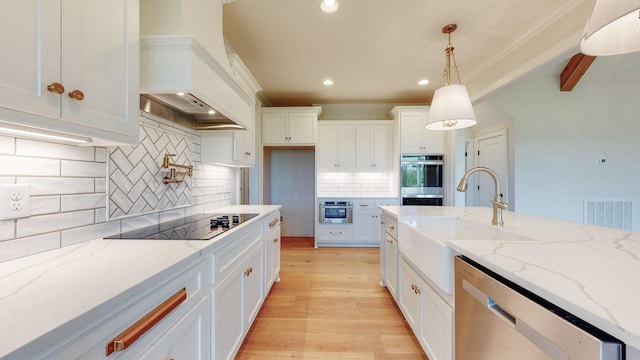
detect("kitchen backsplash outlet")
[0,116,234,263]
[317,172,393,197]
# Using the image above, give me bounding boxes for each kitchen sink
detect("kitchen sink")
[397,216,533,295]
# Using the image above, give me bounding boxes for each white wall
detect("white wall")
[489,51,640,231]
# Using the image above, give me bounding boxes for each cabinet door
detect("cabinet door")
[0,1,60,120]
[214,272,243,360]
[384,234,398,300]
[262,113,288,144]
[61,0,139,140]
[154,297,211,360]
[234,129,255,166]
[355,126,374,171]
[400,112,425,154]
[420,284,454,360]
[265,227,281,292]
[243,245,264,329]
[336,126,356,170]
[352,200,376,244]
[317,126,339,171]
[372,125,393,170]
[398,258,421,333]
[288,113,317,144]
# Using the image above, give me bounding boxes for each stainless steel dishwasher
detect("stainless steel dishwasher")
[455,256,624,360]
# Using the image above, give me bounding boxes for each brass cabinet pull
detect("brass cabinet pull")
[273,238,278,243]
[386,224,395,230]
[244,151,251,156]
[68,89,85,101]
[244,267,253,276]
[46,82,65,94]
[105,288,187,356]
[269,219,279,227]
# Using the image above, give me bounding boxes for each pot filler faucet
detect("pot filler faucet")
[456,166,508,226]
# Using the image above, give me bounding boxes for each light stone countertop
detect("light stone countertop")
[0,205,281,359]
[380,205,640,355]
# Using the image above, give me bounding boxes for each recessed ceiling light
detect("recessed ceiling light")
[208,109,216,115]
[418,79,430,86]
[323,79,334,86]
[320,0,338,13]
[176,92,185,96]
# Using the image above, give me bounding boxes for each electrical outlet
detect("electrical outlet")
[0,184,31,220]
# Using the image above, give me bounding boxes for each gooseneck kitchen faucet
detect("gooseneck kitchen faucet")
[456,166,507,226]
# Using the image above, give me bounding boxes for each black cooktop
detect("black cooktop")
[105,213,259,240]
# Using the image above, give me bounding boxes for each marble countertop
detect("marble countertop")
[380,206,640,353]
[0,205,281,358]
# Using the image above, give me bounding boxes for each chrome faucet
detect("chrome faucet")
[456,166,508,226]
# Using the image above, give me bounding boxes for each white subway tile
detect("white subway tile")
[17,139,95,161]
[20,177,95,195]
[121,212,159,233]
[31,196,61,215]
[94,147,107,162]
[17,210,95,238]
[0,155,59,176]
[0,219,15,240]
[61,194,106,212]
[0,136,14,154]
[61,160,107,177]
[0,233,61,262]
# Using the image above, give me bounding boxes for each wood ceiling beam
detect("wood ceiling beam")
[560,53,597,91]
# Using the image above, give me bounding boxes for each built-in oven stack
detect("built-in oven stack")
[400,154,444,206]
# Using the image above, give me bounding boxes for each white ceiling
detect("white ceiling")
[222,0,596,107]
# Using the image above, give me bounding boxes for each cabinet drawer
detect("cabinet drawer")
[384,216,398,239]
[353,199,374,211]
[317,225,353,242]
[46,260,206,360]
[210,225,263,285]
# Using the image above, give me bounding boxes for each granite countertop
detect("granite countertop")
[0,205,281,358]
[380,205,640,354]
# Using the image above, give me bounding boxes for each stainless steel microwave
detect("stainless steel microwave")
[319,200,353,224]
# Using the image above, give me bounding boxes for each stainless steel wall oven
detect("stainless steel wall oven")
[401,154,444,206]
[319,200,353,224]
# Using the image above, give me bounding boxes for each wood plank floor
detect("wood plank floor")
[236,237,428,359]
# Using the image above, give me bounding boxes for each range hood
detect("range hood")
[139,0,261,130]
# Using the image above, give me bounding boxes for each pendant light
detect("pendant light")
[580,0,640,56]
[425,24,477,131]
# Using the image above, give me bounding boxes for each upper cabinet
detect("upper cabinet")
[317,121,394,172]
[201,129,256,167]
[0,0,140,145]
[355,124,393,171]
[261,107,322,145]
[392,107,444,154]
[317,124,356,171]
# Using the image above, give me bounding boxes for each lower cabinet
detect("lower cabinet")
[264,214,281,292]
[211,225,265,360]
[316,224,354,246]
[383,232,399,301]
[398,256,454,360]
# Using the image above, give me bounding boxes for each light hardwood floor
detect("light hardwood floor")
[236,237,428,359]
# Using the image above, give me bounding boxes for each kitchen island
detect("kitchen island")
[380,205,640,359]
[0,205,281,359]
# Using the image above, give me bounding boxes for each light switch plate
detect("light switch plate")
[0,184,31,220]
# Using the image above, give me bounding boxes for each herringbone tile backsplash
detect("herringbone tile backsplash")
[108,121,193,219]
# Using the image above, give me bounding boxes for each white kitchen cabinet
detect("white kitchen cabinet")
[355,124,393,171]
[211,224,265,360]
[391,107,444,154]
[261,107,321,145]
[317,124,356,171]
[353,199,378,244]
[264,212,281,292]
[41,260,209,360]
[0,0,140,146]
[316,224,354,246]
[397,256,453,360]
[201,129,256,167]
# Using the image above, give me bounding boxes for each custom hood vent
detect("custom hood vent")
[139,0,260,130]
[140,95,244,130]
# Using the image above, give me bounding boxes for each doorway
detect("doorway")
[266,148,315,237]
[468,130,508,207]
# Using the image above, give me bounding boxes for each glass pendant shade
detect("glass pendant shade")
[426,84,477,130]
[580,0,640,56]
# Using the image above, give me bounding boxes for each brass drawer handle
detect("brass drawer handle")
[386,224,395,230]
[105,288,187,356]
[68,89,85,101]
[46,82,65,94]
[269,218,279,227]
[273,238,278,243]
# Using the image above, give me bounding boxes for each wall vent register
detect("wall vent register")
[105,213,258,240]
